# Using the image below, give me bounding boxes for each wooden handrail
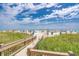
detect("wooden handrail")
[27,48,75,56]
[4,36,33,47]
[0,36,36,52]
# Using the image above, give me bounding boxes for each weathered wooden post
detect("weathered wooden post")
[0,44,4,56]
[24,41,26,45]
[68,51,75,56]
[0,51,1,56]
[27,48,31,56]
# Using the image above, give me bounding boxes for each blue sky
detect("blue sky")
[0,3,79,30]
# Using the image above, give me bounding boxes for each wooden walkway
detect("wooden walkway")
[15,31,43,56]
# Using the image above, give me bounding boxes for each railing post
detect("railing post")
[0,53,1,56]
[0,44,4,56]
[0,52,4,56]
[24,41,26,45]
[68,51,75,56]
[27,48,31,56]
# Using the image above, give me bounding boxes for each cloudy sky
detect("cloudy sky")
[0,3,79,30]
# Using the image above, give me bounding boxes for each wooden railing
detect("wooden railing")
[0,36,36,56]
[27,36,75,56]
[27,48,75,56]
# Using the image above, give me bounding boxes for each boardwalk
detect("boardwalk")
[15,31,43,56]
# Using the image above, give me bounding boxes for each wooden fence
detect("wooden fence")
[27,48,75,56]
[27,36,75,56]
[0,36,36,56]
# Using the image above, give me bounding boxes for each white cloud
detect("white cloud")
[36,4,79,21]
[27,3,58,10]
[0,3,79,26]
[53,4,79,18]
[54,4,62,8]
[0,3,58,25]
[19,18,32,23]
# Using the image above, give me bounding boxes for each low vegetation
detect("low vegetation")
[36,34,79,55]
[0,32,31,56]
[0,32,31,44]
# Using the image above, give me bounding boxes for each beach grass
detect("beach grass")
[36,34,79,55]
[0,32,31,44]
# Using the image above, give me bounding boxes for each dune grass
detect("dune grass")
[0,32,32,56]
[36,34,79,55]
[0,32,31,44]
